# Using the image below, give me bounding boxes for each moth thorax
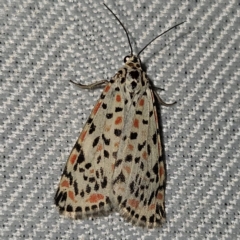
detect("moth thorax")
[125,69,142,94]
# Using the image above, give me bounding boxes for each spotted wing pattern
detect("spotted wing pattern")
[54,81,125,218]
[112,87,166,228]
[55,55,166,228]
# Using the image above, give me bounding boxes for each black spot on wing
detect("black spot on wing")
[75,206,82,212]
[130,132,138,139]
[106,113,113,119]
[94,183,99,191]
[147,144,151,155]
[114,129,122,136]
[138,141,146,151]
[89,123,96,134]
[85,163,91,169]
[135,157,140,163]
[112,151,118,159]
[136,110,142,115]
[102,134,110,145]
[101,176,107,188]
[106,197,111,204]
[113,171,125,184]
[80,190,84,197]
[66,205,73,212]
[135,189,139,198]
[74,142,81,152]
[115,107,123,112]
[142,119,148,125]
[104,150,109,158]
[97,156,101,164]
[86,185,91,194]
[148,191,155,205]
[130,181,135,194]
[149,215,155,224]
[115,159,123,167]
[117,195,122,204]
[140,162,144,170]
[152,133,157,144]
[102,103,107,109]
[91,205,98,211]
[121,77,125,84]
[131,81,137,90]
[74,151,85,171]
[87,118,93,124]
[92,136,100,147]
[153,162,158,175]
[125,154,133,162]
[89,177,95,183]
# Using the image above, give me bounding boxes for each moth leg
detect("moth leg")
[70,80,109,89]
[153,86,165,91]
[154,91,176,106]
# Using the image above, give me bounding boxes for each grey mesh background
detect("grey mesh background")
[1,0,239,239]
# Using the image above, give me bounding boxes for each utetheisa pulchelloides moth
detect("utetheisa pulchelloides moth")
[54,3,184,228]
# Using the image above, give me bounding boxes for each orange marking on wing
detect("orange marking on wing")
[90,169,94,174]
[157,192,163,200]
[93,101,102,115]
[142,151,148,160]
[70,154,77,165]
[61,180,69,188]
[68,191,75,201]
[158,142,161,151]
[128,199,139,209]
[128,144,134,151]
[111,164,115,171]
[115,116,122,125]
[148,203,156,210]
[139,98,144,106]
[116,94,121,102]
[105,125,111,131]
[133,119,139,128]
[117,187,125,193]
[104,85,111,93]
[124,166,131,174]
[159,166,165,178]
[87,193,104,203]
[97,144,103,151]
[114,142,119,147]
[80,130,87,142]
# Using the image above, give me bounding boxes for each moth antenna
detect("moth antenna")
[104,3,133,56]
[137,21,185,57]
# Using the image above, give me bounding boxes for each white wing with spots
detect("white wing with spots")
[55,81,126,218]
[112,88,166,228]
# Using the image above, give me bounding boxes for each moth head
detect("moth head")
[123,55,142,69]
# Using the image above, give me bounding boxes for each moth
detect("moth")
[55,3,184,228]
